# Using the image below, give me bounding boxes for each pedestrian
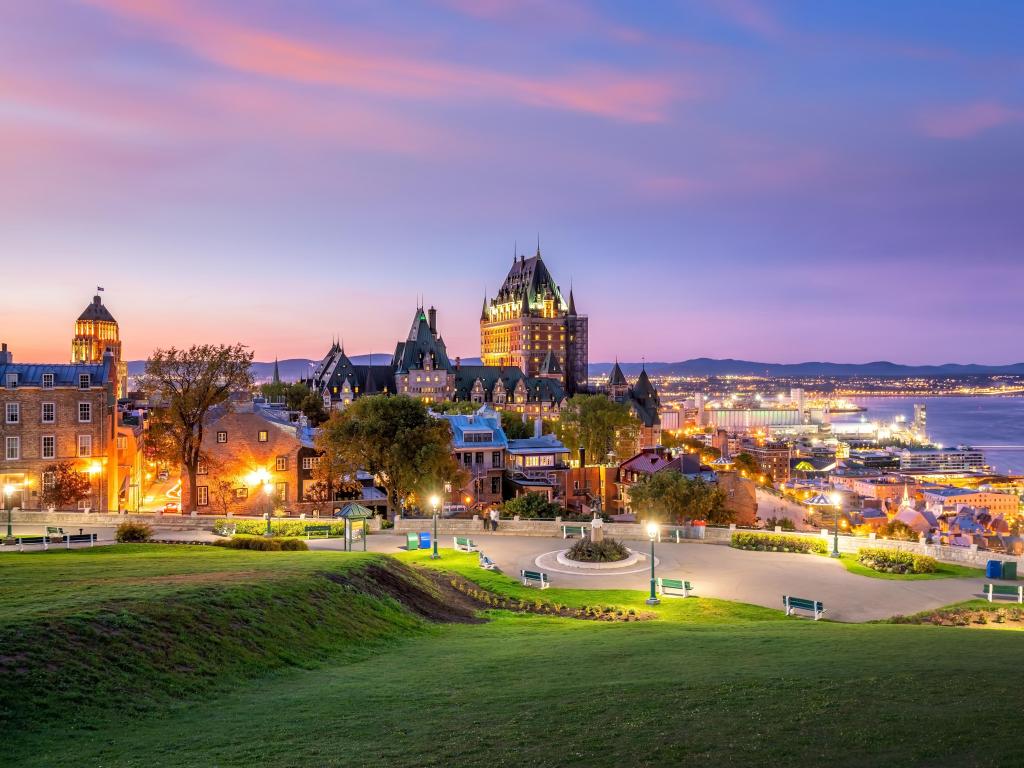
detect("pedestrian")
[490,507,499,532]
[482,511,489,531]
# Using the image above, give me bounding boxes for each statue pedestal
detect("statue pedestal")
[591,515,604,543]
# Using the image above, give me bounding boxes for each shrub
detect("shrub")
[214,518,353,538]
[212,536,309,551]
[730,532,827,554]
[565,537,630,562]
[763,516,795,531]
[115,521,153,543]
[856,547,937,575]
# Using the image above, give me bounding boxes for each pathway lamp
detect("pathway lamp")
[430,493,440,559]
[4,483,15,540]
[646,521,660,606]
[263,482,274,536]
[830,492,842,558]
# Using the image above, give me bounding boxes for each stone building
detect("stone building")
[71,291,127,398]
[480,246,588,394]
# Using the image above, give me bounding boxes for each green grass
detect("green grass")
[5,545,1024,767]
[834,553,985,580]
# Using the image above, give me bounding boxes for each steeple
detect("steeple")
[520,289,530,316]
[536,234,541,258]
[609,359,627,387]
[567,286,577,316]
[480,292,488,322]
[272,357,281,385]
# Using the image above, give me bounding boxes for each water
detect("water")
[834,396,1024,475]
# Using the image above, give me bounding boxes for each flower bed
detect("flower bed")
[565,538,630,563]
[730,532,827,554]
[857,547,937,575]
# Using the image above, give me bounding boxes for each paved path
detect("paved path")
[756,488,814,530]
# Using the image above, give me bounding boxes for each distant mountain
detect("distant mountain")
[127,355,483,382]
[589,358,1024,378]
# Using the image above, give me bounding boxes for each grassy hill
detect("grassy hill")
[3,546,1023,767]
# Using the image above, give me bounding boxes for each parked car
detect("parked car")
[162,502,179,514]
[157,470,169,482]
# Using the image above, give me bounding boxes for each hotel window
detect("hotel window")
[5,373,17,388]
[42,402,55,423]
[258,430,268,443]
[79,373,90,389]
[276,456,288,471]
[78,434,92,457]
[41,435,55,459]
[79,402,92,423]
[42,373,54,389]
[197,486,209,506]
[5,436,19,460]
[6,403,19,423]
[216,431,227,443]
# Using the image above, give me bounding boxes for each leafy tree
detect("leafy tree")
[501,411,532,439]
[315,395,464,518]
[627,470,730,525]
[733,452,760,477]
[877,519,920,541]
[556,395,639,464]
[40,462,92,510]
[300,392,329,427]
[503,492,561,519]
[139,344,255,513]
[209,478,240,516]
[430,400,480,415]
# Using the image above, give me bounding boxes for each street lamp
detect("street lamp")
[830,492,841,558]
[646,521,660,605]
[429,493,440,559]
[4,483,15,540]
[263,482,274,537]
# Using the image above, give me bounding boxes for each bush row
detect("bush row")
[857,547,937,574]
[212,535,309,551]
[214,519,355,537]
[731,532,827,554]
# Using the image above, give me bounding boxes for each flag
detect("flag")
[97,286,104,292]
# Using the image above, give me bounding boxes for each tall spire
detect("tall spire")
[480,292,488,321]
[272,357,281,385]
[536,233,541,258]
[513,240,517,263]
[567,284,577,315]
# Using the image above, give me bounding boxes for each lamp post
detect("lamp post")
[4,483,15,540]
[430,493,440,559]
[264,482,274,537]
[830,492,841,558]
[646,521,660,605]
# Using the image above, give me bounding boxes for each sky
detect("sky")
[1,0,1022,365]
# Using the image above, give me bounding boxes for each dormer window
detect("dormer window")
[4,373,17,389]
[42,373,54,389]
[79,373,91,389]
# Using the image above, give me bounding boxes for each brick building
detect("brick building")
[71,291,128,399]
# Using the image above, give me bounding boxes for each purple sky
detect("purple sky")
[2,1,1022,364]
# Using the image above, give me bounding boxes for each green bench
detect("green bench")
[561,525,588,539]
[656,577,693,597]
[985,583,1024,603]
[453,536,478,552]
[783,595,825,620]
[304,525,332,540]
[520,569,550,589]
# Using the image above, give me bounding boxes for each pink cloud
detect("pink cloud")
[705,0,784,39]
[80,0,681,123]
[920,102,1024,139]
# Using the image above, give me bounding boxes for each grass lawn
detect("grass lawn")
[834,553,985,580]
[5,545,1024,767]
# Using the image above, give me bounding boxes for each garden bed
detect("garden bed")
[731,532,827,554]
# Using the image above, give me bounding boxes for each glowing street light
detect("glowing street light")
[263,481,274,537]
[429,493,441,559]
[3,483,15,539]
[830,492,842,558]
[646,521,660,606]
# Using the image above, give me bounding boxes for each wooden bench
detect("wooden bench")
[304,525,332,540]
[561,524,588,539]
[985,583,1024,603]
[656,577,693,597]
[520,569,550,589]
[783,595,825,620]
[453,536,478,552]
[479,553,497,570]
[65,533,97,549]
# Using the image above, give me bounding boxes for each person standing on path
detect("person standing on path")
[489,507,499,532]
[482,511,489,531]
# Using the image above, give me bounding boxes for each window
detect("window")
[491,477,500,494]
[42,373,54,389]
[276,482,287,499]
[475,451,484,465]
[41,435,55,459]
[6,403,19,423]
[42,471,55,490]
[276,456,288,471]
[78,434,92,457]
[258,430,268,443]
[79,373,91,389]
[78,402,91,423]
[216,431,227,443]
[197,486,209,506]
[5,436,19,460]
[234,487,248,500]
[41,402,55,423]
[491,451,502,468]
[301,456,320,470]
[197,459,208,475]
[5,373,17,388]
[78,499,91,511]
[463,453,472,467]
[116,435,127,450]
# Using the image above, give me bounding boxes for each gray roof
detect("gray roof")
[539,350,562,376]
[77,295,117,323]
[608,361,627,386]
[393,307,452,373]
[492,252,566,315]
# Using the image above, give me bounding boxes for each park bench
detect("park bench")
[453,536,478,552]
[783,595,825,620]
[46,526,65,539]
[13,536,49,552]
[561,524,587,539]
[520,569,550,589]
[65,533,97,549]
[985,583,1024,603]
[656,577,693,597]
[304,525,332,539]
[479,553,497,570]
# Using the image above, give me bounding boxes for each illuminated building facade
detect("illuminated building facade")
[71,291,127,398]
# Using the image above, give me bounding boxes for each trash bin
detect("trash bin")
[419,531,432,549]
[1002,561,1017,581]
[986,560,1002,579]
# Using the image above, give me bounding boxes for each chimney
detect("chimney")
[428,306,437,334]
[455,356,461,370]
[534,416,542,439]
[579,447,586,468]
[0,343,10,364]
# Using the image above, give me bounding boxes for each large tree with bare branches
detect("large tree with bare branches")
[139,344,254,513]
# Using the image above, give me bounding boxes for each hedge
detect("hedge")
[214,519,358,537]
[857,547,937,574]
[731,532,827,554]
[212,536,309,551]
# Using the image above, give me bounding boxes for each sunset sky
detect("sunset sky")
[2,1,1022,364]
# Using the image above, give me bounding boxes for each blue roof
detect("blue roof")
[0,362,109,387]
[437,407,508,450]
[507,434,569,455]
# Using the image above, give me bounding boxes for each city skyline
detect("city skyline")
[2,1,1023,364]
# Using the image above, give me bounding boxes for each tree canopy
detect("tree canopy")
[733,452,761,478]
[555,395,639,464]
[626,471,730,525]
[503,492,561,519]
[40,462,92,511]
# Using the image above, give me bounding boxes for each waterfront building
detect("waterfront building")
[480,247,588,394]
[71,291,127,399]
[898,447,986,474]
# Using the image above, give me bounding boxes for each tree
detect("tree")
[299,392,329,427]
[501,411,532,439]
[40,462,92,510]
[315,395,464,518]
[556,395,639,464]
[430,400,480,415]
[261,381,312,411]
[139,344,254,513]
[733,452,760,477]
[503,492,561,519]
[627,470,730,525]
